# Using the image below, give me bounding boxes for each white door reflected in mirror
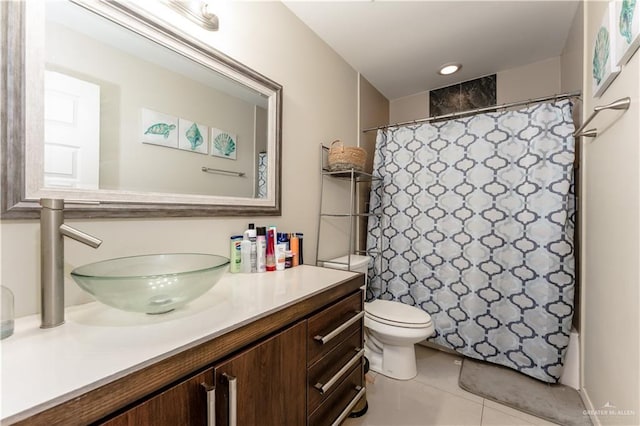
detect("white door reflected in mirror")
[44,70,100,190]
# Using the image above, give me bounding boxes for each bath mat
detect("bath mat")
[459,358,591,426]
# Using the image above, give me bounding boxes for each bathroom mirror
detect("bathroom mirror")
[1,0,282,218]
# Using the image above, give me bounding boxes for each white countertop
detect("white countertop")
[0,265,359,422]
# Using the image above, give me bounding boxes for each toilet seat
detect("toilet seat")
[365,299,432,329]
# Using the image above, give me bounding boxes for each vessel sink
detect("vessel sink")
[70,253,229,314]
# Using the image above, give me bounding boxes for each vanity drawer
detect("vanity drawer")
[308,364,364,426]
[307,290,363,366]
[308,328,363,413]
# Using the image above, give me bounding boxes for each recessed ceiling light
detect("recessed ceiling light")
[438,63,462,75]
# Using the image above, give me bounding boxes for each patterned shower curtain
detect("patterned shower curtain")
[366,100,575,383]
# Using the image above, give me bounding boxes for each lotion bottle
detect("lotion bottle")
[240,232,252,273]
[229,235,243,273]
[276,243,286,271]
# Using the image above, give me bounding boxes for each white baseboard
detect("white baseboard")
[580,387,602,426]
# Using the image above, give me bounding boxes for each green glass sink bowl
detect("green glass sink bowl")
[70,253,229,314]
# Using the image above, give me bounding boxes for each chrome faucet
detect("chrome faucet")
[40,199,102,328]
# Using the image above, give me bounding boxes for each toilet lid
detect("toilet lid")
[365,299,432,326]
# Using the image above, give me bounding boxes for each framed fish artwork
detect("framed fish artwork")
[210,128,237,160]
[592,2,621,97]
[141,108,178,148]
[178,119,208,154]
[614,0,640,66]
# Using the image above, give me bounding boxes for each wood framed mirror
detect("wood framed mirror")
[1,0,282,219]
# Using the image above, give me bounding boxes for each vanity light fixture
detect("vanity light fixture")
[168,0,219,31]
[438,63,462,75]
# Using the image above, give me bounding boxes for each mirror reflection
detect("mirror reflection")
[43,1,269,199]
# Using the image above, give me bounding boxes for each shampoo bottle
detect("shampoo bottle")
[247,224,257,273]
[266,228,276,271]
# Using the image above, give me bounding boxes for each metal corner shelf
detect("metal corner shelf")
[316,144,381,271]
[321,168,381,182]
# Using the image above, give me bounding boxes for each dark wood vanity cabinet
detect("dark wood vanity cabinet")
[213,321,307,425]
[101,369,213,425]
[101,291,363,426]
[104,321,308,426]
[9,276,364,426]
[307,291,365,424]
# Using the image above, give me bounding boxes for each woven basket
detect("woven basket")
[327,140,367,172]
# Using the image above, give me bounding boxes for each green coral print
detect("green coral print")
[214,133,236,157]
[593,26,610,84]
[620,0,637,44]
[145,123,176,139]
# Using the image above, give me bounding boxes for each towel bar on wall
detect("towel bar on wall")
[201,167,245,177]
[573,97,631,138]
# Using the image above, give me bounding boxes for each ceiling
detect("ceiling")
[284,1,580,101]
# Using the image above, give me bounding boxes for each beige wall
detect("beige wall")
[357,75,389,252]
[496,57,561,104]
[389,58,562,123]
[1,1,358,317]
[389,91,428,124]
[581,1,640,424]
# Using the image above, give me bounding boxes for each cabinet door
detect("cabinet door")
[101,368,213,426]
[214,320,307,426]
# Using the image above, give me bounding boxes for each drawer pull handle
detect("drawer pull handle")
[201,383,216,426]
[330,386,366,426]
[314,348,364,395]
[224,373,237,426]
[314,311,364,344]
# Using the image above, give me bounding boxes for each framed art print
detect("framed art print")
[615,0,640,65]
[178,119,208,154]
[592,2,621,97]
[210,127,237,160]
[141,108,178,148]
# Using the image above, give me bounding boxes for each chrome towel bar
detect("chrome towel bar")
[574,97,631,138]
[201,166,245,177]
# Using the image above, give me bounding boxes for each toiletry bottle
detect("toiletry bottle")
[285,250,293,269]
[256,227,266,273]
[276,243,286,271]
[290,234,299,266]
[247,224,257,273]
[296,233,304,264]
[1,286,14,340]
[277,232,289,250]
[229,235,243,273]
[266,228,276,271]
[240,232,252,273]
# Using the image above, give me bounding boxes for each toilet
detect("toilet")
[323,255,435,380]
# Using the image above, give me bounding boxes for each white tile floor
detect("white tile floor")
[344,345,560,426]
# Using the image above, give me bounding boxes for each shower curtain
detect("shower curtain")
[366,100,575,383]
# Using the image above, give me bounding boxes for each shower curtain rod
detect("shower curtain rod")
[362,90,581,133]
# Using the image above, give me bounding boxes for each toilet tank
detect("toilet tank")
[322,255,370,286]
